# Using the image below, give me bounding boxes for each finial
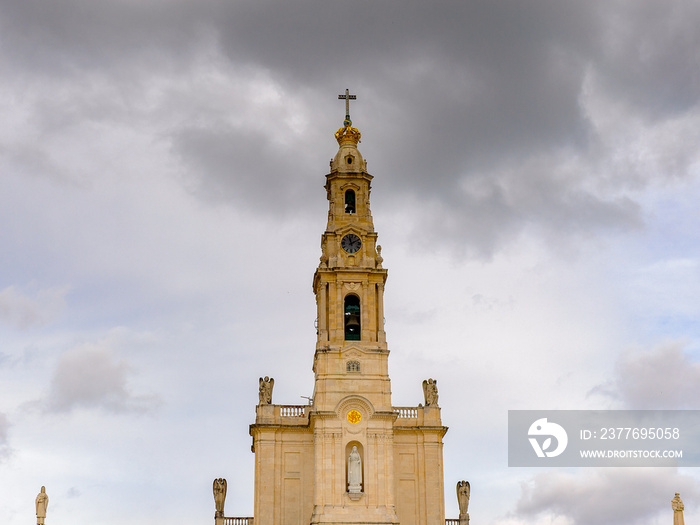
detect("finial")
[335,89,361,145]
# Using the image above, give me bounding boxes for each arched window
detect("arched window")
[344,295,361,341]
[345,190,356,214]
[346,360,361,373]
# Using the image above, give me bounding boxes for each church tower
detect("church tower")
[249,92,448,525]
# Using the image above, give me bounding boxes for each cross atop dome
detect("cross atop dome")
[335,89,361,145]
[338,88,357,126]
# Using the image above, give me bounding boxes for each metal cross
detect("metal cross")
[338,89,356,122]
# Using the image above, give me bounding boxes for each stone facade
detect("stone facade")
[249,116,448,525]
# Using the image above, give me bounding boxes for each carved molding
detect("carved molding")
[335,395,374,418]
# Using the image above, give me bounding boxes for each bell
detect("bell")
[345,313,360,330]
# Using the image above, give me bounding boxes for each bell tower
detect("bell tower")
[248,92,448,525]
[308,92,398,525]
[312,90,390,415]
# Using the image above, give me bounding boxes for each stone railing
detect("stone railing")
[223,517,254,525]
[254,404,310,425]
[254,404,440,427]
[445,519,460,525]
[394,407,418,418]
[392,405,442,427]
[280,405,306,417]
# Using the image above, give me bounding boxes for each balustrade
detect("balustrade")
[280,405,305,417]
[393,406,418,418]
[223,517,254,525]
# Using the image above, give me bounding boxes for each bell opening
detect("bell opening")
[344,295,361,341]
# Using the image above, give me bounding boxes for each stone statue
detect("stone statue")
[320,244,329,268]
[35,486,49,525]
[457,480,470,519]
[672,492,685,525]
[375,245,383,269]
[213,478,227,518]
[347,445,362,493]
[259,376,274,405]
[422,378,439,406]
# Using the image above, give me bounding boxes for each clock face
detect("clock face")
[341,234,362,254]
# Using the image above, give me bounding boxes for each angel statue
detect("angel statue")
[259,376,274,405]
[457,480,470,518]
[422,378,439,406]
[213,478,227,518]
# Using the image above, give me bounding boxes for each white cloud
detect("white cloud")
[0,285,68,330]
[45,337,159,414]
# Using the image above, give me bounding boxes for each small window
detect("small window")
[346,360,360,373]
[345,190,356,214]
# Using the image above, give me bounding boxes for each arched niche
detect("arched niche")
[345,440,364,493]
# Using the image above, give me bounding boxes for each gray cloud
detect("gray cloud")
[0,0,211,75]
[512,467,699,525]
[591,341,700,409]
[591,0,700,119]
[46,340,159,414]
[2,0,698,259]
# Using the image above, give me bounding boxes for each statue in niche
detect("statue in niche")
[672,492,685,525]
[457,480,470,518]
[347,445,362,493]
[213,478,227,518]
[375,245,383,268]
[259,376,274,405]
[422,378,439,406]
[35,486,49,525]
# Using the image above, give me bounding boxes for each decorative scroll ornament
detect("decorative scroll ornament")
[376,245,383,268]
[319,243,329,268]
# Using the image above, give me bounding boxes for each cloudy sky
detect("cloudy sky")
[1,0,700,524]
